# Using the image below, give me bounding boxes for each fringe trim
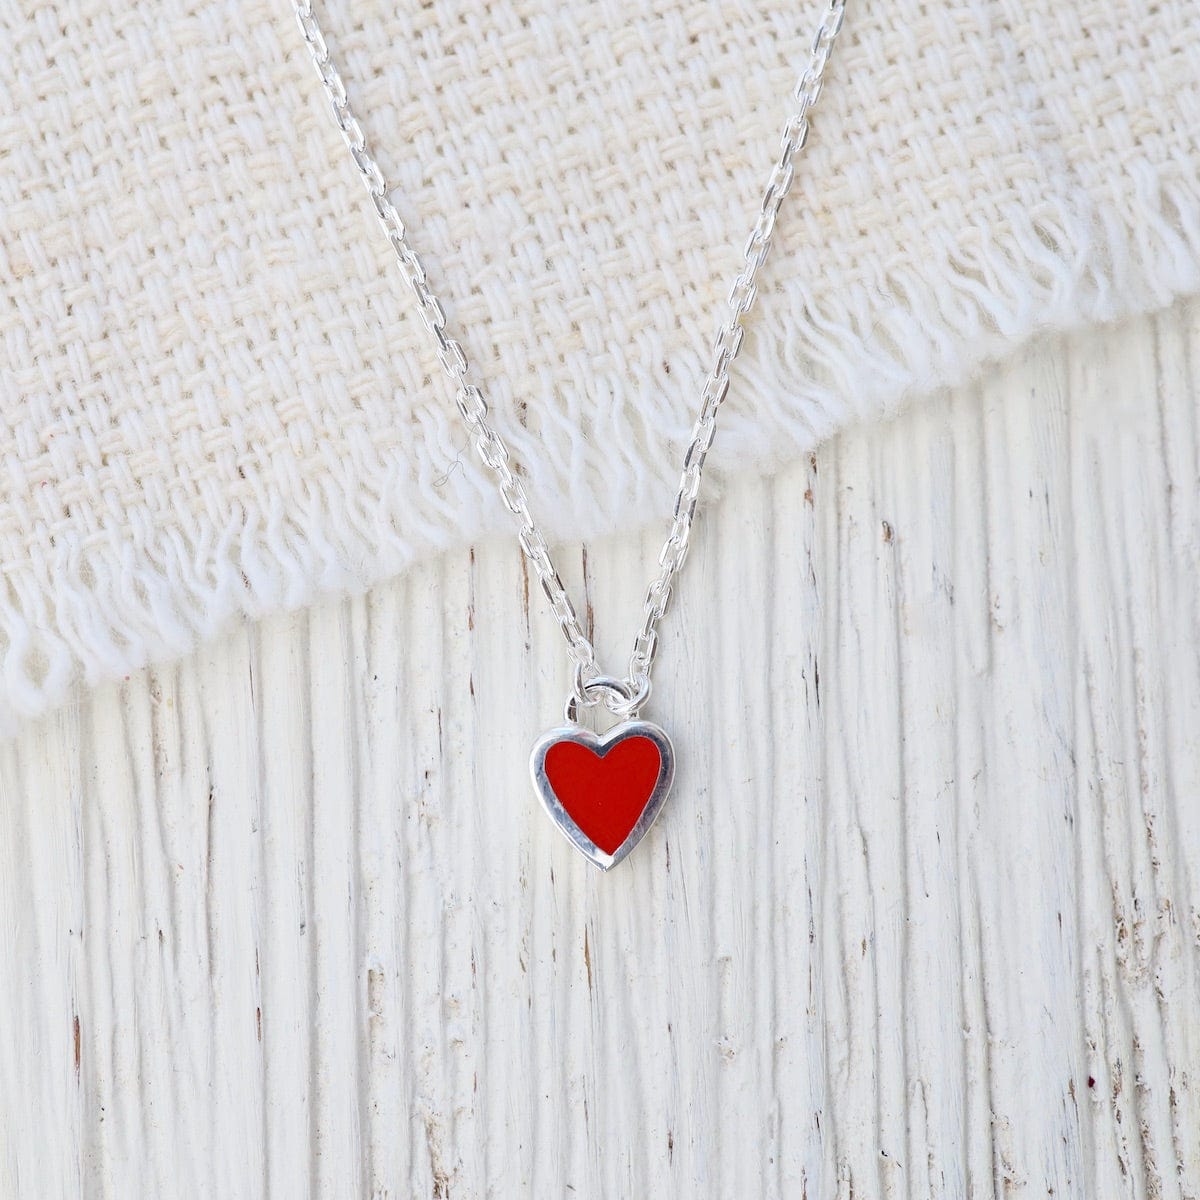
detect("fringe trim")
[3,171,1199,733]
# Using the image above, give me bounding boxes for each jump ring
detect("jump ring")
[564,674,632,725]
[563,672,651,724]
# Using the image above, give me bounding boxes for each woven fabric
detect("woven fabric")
[1,0,1198,730]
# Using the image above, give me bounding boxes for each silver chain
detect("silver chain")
[294,0,846,717]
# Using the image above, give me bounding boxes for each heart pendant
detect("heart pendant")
[530,720,675,870]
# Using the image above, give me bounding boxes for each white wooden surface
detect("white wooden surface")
[2,302,1199,1198]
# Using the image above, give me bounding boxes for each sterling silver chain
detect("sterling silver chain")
[295,1,846,718]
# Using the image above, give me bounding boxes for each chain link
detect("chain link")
[294,0,846,713]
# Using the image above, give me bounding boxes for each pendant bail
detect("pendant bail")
[565,671,652,725]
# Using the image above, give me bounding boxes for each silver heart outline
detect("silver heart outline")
[529,719,675,871]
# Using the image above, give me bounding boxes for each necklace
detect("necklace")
[296,1,847,870]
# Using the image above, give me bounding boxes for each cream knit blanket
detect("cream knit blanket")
[1,0,1198,730]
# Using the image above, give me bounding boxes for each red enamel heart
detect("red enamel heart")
[543,735,662,854]
[531,720,675,869]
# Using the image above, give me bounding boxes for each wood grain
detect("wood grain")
[2,301,1198,1198]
